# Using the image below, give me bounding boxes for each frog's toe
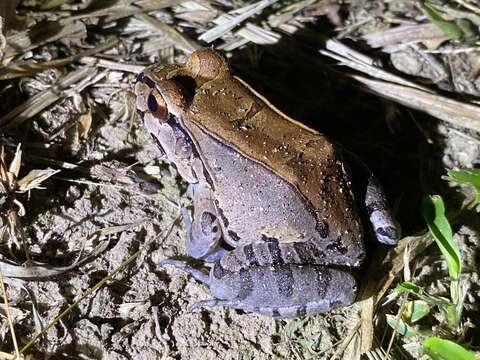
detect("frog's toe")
[160,259,210,284]
[188,299,239,312]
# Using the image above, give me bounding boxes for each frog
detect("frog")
[134,49,399,318]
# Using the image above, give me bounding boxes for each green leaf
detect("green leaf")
[422,195,462,280]
[423,337,478,360]
[404,300,430,323]
[446,169,480,206]
[386,315,417,337]
[421,3,463,40]
[40,0,69,10]
[395,281,421,294]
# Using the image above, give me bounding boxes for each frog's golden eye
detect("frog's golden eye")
[148,89,169,121]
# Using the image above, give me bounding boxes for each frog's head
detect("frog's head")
[135,49,230,124]
[134,50,230,182]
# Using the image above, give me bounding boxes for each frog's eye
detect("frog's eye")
[148,89,169,121]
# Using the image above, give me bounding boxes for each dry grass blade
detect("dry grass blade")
[0,222,145,279]
[4,20,87,61]
[78,56,146,73]
[322,40,432,91]
[363,347,392,360]
[8,144,21,179]
[0,17,5,63]
[321,40,480,133]
[350,75,480,133]
[68,0,183,22]
[134,12,200,53]
[0,240,108,279]
[0,66,97,130]
[362,23,448,49]
[199,0,279,43]
[0,39,119,80]
[0,270,20,359]
[16,169,60,193]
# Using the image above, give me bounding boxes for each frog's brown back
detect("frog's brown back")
[185,73,363,250]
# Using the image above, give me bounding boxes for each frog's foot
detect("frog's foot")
[344,150,400,245]
[160,259,210,284]
[365,175,401,245]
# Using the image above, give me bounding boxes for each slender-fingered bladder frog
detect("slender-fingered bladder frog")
[134,49,399,318]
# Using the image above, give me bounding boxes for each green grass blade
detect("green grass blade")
[423,337,478,360]
[422,195,462,280]
[420,3,463,40]
[386,315,417,337]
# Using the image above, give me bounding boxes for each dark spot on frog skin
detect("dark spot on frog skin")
[377,226,399,240]
[200,212,217,235]
[272,265,294,298]
[315,220,329,238]
[296,305,307,317]
[237,268,254,300]
[149,133,166,156]
[215,203,229,227]
[293,239,325,264]
[243,244,260,266]
[213,261,228,279]
[366,201,385,216]
[272,308,281,317]
[263,237,284,265]
[227,230,240,242]
[326,236,348,255]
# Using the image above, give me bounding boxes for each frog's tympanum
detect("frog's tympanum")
[135,49,399,318]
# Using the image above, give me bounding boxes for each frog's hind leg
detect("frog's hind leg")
[190,263,357,318]
[215,237,351,274]
[343,150,400,245]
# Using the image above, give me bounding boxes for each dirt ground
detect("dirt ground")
[0,0,479,359]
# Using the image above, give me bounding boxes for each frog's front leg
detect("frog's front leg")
[184,181,227,262]
[161,259,357,318]
[184,158,229,262]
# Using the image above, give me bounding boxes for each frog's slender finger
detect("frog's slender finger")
[160,259,210,285]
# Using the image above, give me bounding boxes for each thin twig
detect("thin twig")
[0,270,20,359]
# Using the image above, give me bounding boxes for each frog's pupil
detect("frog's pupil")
[148,94,158,112]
